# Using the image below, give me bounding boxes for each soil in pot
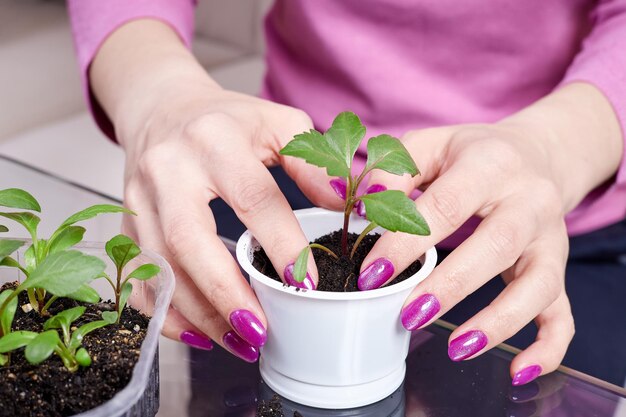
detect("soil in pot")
[0,282,149,417]
[252,230,422,292]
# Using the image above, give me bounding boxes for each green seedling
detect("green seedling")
[100,234,160,323]
[0,188,134,317]
[0,306,118,371]
[280,112,431,285]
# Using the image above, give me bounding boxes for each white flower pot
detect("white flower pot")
[236,208,437,409]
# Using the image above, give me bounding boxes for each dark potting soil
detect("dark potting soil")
[252,230,422,292]
[0,282,149,417]
[256,394,303,417]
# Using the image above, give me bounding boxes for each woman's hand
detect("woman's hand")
[358,83,623,383]
[90,20,341,361]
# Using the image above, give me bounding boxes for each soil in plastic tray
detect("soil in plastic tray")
[0,283,149,417]
[252,230,422,292]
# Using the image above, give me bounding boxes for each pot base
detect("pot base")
[259,357,406,409]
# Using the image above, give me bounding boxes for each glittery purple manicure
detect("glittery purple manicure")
[358,258,395,291]
[284,262,316,290]
[512,365,542,386]
[329,178,347,200]
[223,331,259,363]
[229,309,267,347]
[401,294,441,330]
[180,331,214,351]
[448,330,488,361]
[354,184,387,218]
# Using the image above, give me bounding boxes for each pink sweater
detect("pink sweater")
[68,0,626,240]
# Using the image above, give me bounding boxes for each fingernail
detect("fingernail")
[329,178,347,200]
[223,331,259,363]
[401,294,441,330]
[229,309,267,347]
[366,184,387,194]
[448,330,488,361]
[358,258,395,291]
[284,262,316,290]
[509,381,540,402]
[512,364,542,386]
[180,330,214,351]
[354,184,386,218]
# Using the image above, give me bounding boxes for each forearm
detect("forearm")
[500,82,623,213]
[90,19,220,149]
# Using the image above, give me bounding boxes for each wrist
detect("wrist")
[499,82,623,213]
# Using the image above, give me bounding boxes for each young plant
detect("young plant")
[100,234,160,322]
[279,112,430,284]
[0,188,133,317]
[0,306,118,371]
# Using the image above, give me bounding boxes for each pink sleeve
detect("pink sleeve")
[67,0,195,141]
[560,0,626,235]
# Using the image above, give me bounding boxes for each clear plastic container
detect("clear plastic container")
[0,241,175,417]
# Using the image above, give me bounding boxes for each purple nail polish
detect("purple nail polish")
[512,365,542,386]
[329,178,347,200]
[401,294,441,330]
[284,263,316,290]
[180,330,214,351]
[366,184,387,194]
[229,309,267,347]
[223,331,259,363]
[354,184,387,218]
[358,258,395,291]
[448,330,488,361]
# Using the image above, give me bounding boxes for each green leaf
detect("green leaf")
[105,234,141,270]
[0,189,41,212]
[0,331,38,353]
[59,205,134,229]
[48,226,86,254]
[293,246,310,283]
[324,111,366,171]
[66,285,100,304]
[365,134,419,176]
[23,250,106,297]
[126,263,160,281]
[0,239,24,261]
[75,348,92,367]
[44,306,86,331]
[0,225,8,233]
[0,212,39,239]
[280,129,350,177]
[118,282,133,317]
[0,353,7,366]
[0,290,18,335]
[25,330,60,364]
[69,320,112,351]
[359,190,430,235]
[101,311,118,324]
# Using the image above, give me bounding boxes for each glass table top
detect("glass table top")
[1,155,624,417]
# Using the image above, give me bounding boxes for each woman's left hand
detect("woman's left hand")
[357,83,623,384]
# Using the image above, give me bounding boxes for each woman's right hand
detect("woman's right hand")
[90,19,342,361]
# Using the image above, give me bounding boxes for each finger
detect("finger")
[210,150,318,288]
[510,290,574,386]
[400,204,535,329]
[126,176,259,362]
[358,165,496,291]
[272,109,346,211]
[445,228,568,363]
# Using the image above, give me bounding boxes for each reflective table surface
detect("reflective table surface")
[1,155,625,417]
